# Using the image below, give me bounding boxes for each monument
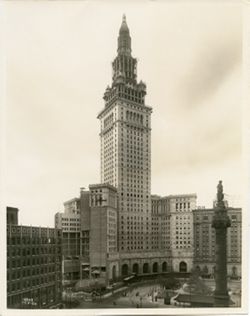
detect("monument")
[212,181,231,307]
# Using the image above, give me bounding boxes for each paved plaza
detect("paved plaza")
[73,279,241,309]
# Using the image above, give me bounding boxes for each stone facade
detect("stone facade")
[52,16,241,286]
[98,15,152,257]
[193,207,241,278]
[55,198,81,285]
[151,194,197,273]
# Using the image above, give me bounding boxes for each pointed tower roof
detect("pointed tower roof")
[117,14,131,55]
[119,14,130,34]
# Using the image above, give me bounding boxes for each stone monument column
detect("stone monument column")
[212,180,231,307]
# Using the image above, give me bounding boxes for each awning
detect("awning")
[92,270,100,274]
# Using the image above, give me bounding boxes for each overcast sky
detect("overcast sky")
[3,1,243,227]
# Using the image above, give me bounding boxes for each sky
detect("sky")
[3,0,243,227]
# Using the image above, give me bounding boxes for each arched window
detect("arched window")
[152,262,158,273]
[179,261,187,273]
[162,262,167,272]
[143,263,149,274]
[122,264,128,276]
[132,263,139,274]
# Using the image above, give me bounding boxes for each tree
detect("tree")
[159,276,180,290]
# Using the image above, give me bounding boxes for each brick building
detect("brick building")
[79,184,119,283]
[7,208,62,309]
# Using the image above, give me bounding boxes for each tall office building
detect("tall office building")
[55,198,81,286]
[169,194,197,272]
[151,194,197,273]
[193,207,241,278]
[97,15,152,253]
[78,184,119,283]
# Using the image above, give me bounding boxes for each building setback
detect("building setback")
[7,208,62,309]
[193,207,241,278]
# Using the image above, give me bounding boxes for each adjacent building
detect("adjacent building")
[80,184,119,282]
[7,207,62,309]
[193,207,241,278]
[169,194,197,273]
[151,194,197,273]
[7,207,19,225]
[55,198,81,286]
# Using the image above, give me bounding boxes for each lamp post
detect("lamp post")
[212,181,231,307]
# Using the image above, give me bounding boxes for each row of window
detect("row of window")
[8,257,61,268]
[62,218,80,221]
[8,266,57,280]
[7,275,58,292]
[7,247,61,256]
[7,237,60,245]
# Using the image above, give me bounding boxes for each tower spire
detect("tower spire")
[118,14,131,55]
[102,14,147,102]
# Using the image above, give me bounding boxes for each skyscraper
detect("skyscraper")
[61,15,198,281]
[98,15,152,253]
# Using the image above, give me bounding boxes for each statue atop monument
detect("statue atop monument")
[217,180,224,203]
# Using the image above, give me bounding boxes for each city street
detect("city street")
[76,283,176,309]
[74,278,241,309]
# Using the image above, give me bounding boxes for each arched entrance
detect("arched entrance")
[132,263,139,274]
[162,261,167,272]
[179,261,187,273]
[143,263,149,274]
[152,262,158,273]
[112,265,116,280]
[122,264,128,276]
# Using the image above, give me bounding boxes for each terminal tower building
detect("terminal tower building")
[98,15,152,254]
[96,15,176,278]
[61,15,196,285]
